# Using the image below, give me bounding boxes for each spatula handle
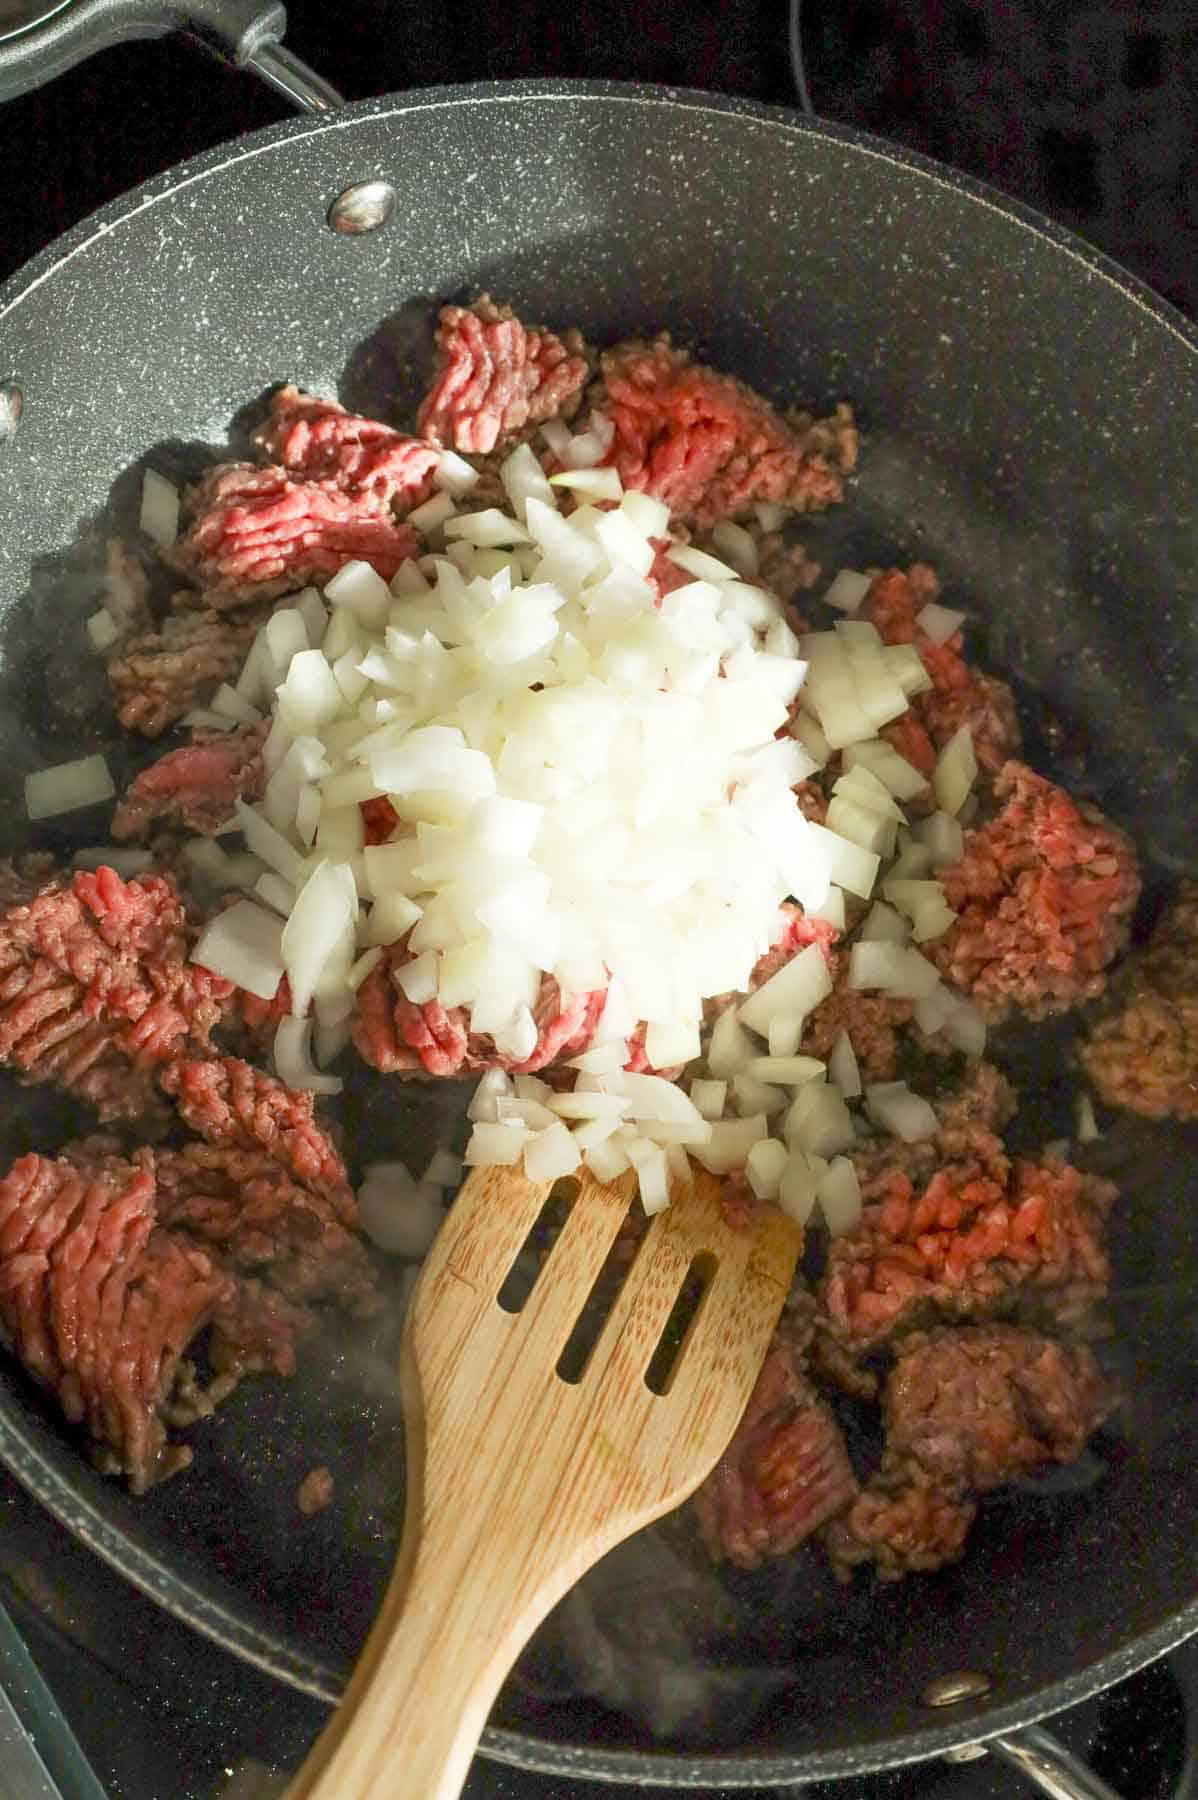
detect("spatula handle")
[286,1523,527,1800]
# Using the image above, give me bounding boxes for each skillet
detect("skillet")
[1,13,1197,1789]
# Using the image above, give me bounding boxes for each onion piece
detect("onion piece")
[816,1157,862,1235]
[25,755,115,821]
[274,1016,343,1095]
[861,900,911,944]
[191,898,285,1000]
[688,1078,727,1120]
[706,1008,757,1078]
[356,1170,444,1257]
[783,1083,856,1157]
[524,1120,582,1182]
[823,569,872,614]
[622,1136,671,1214]
[778,1152,818,1224]
[584,1136,632,1182]
[848,941,942,998]
[464,1121,528,1166]
[281,860,356,1019]
[933,726,977,817]
[828,1030,862,1099]
[732,1073,787,1116]
[550,466,623,502]
[747,1056,825,1086]
[87,608,120,652]
[408,491,456,534]
[913,810,966,869]
[746,1137,788,1200]
[139,468,179,548]
[72,846,154,878]
[739,943,833,1036]
[711,521,759,577]
[915,601,966,646]
[692,1114,768,1175]
[434,450,480,498]
[865,1081,939,1142]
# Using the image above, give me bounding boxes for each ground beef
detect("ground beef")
[825,1324,1111,1580]
[866,565,1022,776]
[932,761,1141,1018]
[360,796,400,845]
[885,1324,1112,1491]
[1080,883,1198,1121]
[0,1153,231,1492]
[107,603,266,738]
[822,1148,1112,1351]
[152,1141,376,1315]
[417,297,590,456]
[805,967,913,1084]
[254,385,441,512]
[112,722,269,840]
[596,337,855,530]
[0,867,231,1125]
[352,948,608,1079]
[693,1325,857,1568]
[824,1467,978,1581]
[0,856,59,914]
[756,533,823,610]
[168,463,420,602]
[747,904,839,989]
[297,1465,334,1516]
[158,1057,352,1209]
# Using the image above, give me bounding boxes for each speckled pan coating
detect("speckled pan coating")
[0,81,1197,1787]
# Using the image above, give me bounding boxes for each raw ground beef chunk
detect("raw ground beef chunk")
[417,296,590,456]
[693,1322,857,1568]
[822,1140,1113,1352]
[107,603,267,738]
[0,1153,231,1492]
[0,1120,381,1492]
[866,565,1022,776]
[169,463,420,602]
[1080,883,1198,1121]
[254,385,441,512]
[596,337,858,530]
[0,865,231,1125]
[112,721,268,840]
[158,1057,353,1208]
[826,1324,1111,1580]
[932,761,1141,1018]
[353,948,607,1079]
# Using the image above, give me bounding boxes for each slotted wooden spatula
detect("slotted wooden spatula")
[287,1160,802,1800]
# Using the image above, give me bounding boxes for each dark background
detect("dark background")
[1,4,1196,1795]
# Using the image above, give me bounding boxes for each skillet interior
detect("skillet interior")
[1,83,1197,1785]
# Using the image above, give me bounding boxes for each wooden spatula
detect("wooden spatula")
[287,1160,802,1800]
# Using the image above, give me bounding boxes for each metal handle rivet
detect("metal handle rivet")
[328,181,397,235]
[0,383,23,443]
[921,1669,993,1707]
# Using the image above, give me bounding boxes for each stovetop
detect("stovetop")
[1,3,1195,1794]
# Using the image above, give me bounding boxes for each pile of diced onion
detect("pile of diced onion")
[42,418,987,1240]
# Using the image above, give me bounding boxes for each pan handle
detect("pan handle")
[0,0,342,109]
[987,1725,1126,1800]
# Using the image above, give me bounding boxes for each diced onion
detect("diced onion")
[739,944,833,1037]
[865,1081,939,1143]
[464,1121,528,1166]
[191,898,285,1000]
[816,1157,862,1235]
[828,1030,862,1099]
[746,1137,788,1200]
[274,1016,343,1095]
[25,755,115,821]
[72,846,155,878]
[139,468,179,548]
[823,569,872,614]
[688,1078,727,1120]
[914,810,966,869]
[915,601,966,646]
[933,726,978,817]
[778,1152,818,1224]
[524,1120,583,1182]
[87,608,120,652]
[692,1114,769,1174]
[849,941,942,999]
[783,1083,856,1157]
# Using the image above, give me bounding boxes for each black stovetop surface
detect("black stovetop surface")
[2,3,1195,1794]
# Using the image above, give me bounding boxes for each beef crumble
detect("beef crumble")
[1080,882,1198,1121]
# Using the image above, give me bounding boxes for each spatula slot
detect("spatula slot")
[495,1179,579,1315]
[553,1208,644,1385]
[644,1251,718,1396]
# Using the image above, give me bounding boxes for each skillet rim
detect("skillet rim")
[0,76,1196,1785]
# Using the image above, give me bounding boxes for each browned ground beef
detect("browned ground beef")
[112,721,268,839]
[693,1318,857,1568]
[107,603,267,738]
[0,864,232,1125]
[822,1141,1112,1352]
[826,1325,1111,1580]
[932,761,1141,1018]
[1080,883,1198,1120]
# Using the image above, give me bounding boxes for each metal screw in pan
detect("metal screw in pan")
[0,384,21,443]
[327,181,397,236]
